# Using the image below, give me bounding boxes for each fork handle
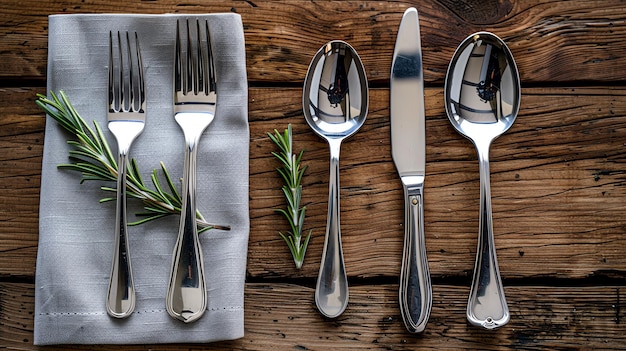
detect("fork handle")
[166,139,207,323]
[106,151,136,318]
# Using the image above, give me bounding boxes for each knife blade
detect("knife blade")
[390,7,432,333]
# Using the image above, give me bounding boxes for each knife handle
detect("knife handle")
[399,179,432,333]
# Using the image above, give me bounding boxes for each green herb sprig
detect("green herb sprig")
[268,124,311,269]
[36,90,229,232]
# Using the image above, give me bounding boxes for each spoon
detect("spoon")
[303,40,368,318]
[444,32,520,329]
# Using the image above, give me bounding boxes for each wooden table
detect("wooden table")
[2,1,626,349]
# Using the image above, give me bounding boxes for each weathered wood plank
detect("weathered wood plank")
[251,86,626,280]
[2,282,625,350]
[0,0,625,83]
[2,87,626,282]
[2,1,625,348]
[0,88,44,278]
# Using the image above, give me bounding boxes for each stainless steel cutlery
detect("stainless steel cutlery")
[390,7,432,333]
[303,40,368,319]
[106,30,145,319]
[103,19,218,324]
[98,12,519,331]
[444,32,521,330]
[166,19,217,324]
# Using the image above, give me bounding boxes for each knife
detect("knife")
[390,7,432,333]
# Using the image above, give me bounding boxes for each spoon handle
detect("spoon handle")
[315,138,349,318]
[467,143,509,329]
[399,178,432,333]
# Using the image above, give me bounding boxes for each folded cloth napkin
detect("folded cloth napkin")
[35,14,249,345]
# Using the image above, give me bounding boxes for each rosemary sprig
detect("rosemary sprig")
[268,124,312,269]
[36,90,229,232]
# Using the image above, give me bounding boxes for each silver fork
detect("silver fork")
[106,31,146,319]
[166,19,216,323]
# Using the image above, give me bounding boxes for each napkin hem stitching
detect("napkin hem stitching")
[39,305,243,317]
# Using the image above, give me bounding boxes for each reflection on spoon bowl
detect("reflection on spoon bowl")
[444,32,520,330]
[304,41,368,138]
[303,40,368,318]
[446,32,520,141]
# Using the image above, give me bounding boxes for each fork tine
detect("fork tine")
[109,31,125,113]
[124,31,132,112]
[206,20,216,94]
[196,19,205,95]
[117,32,125,112]
[132,31,145,113]
[175,21,183,95]
[186,19,196,95]
[108,32,114,112]
[174,20,186,92]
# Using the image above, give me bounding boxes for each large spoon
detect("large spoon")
[303,41,368,318]
[444,32,520,329]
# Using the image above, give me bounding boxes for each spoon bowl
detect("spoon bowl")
[303,40,368,318]
[445,32,520,142]
[444,32,520,329]
[304,41,368,140]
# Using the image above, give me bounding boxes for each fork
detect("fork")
[106,31,145,319]
[166,19,216,323]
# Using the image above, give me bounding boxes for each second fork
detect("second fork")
[166,19,217,324]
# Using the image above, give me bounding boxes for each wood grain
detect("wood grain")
[250,85,626,281]
[2,87,626,281]
[0,88,44,279]
[2,0,626,349]
[0,0,625,83]
[2,282,625,350]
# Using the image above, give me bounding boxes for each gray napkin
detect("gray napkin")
[35,14,248,345]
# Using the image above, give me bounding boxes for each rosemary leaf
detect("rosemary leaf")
[160,161,181,201]
[129,158,144,186]
[129,214,170,226]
